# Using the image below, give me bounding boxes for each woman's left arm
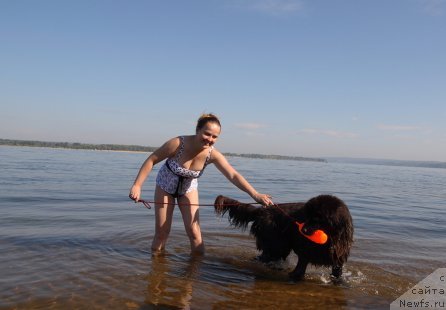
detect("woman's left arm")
[211,150,274,206]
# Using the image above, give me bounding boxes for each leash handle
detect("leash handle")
[129,195,152,209]
[138,199,152,209]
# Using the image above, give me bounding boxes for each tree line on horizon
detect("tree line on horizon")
[0,138,327,162]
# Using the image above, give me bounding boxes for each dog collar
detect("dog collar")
[295,221,328,245]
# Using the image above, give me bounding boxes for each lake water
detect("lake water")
[1,146,445,309]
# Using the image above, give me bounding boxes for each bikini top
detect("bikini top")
[166,136,213,179]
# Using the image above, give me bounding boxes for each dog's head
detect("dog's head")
[302,195,353,263]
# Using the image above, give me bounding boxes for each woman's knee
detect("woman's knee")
[185,224,202,241]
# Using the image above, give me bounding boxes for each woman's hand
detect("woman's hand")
[129,185,141,202]
[252,192,274,207]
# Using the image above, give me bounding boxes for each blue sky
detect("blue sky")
[1,0,445,161]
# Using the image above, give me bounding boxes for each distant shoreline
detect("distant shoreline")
[326,157,446,169]
[3,138,444,169]
[0,138,327,163]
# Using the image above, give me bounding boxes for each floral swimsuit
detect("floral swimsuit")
[156,136,213,197]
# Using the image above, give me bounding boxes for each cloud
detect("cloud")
[300,128,359,138]
[377,124,422,131]
[234,122,266,129]
[419,0,446,16]
[228,0,304,15]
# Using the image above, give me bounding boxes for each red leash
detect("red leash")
[129,197,264,209]
[130,197,328,244]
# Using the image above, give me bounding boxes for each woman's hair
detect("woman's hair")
[196,113,221,133]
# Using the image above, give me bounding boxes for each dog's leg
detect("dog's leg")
[331,264,343,278]
[289,256,309,281]
[257,252,272,263]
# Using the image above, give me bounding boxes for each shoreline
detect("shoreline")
[0,138,326,162]
[3,138,444,168]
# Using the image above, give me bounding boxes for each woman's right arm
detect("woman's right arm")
[129,137,179,201]
[210,150,273,206]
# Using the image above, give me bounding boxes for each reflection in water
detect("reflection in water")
[142,247,354,309]
[145,252,203,309]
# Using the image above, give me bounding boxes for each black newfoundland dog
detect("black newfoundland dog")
[214,194,353,281]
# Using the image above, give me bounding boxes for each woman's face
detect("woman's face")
[197,122,221,148]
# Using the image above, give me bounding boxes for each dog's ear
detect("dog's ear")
[306,195,353,264]
[330,209,354,264]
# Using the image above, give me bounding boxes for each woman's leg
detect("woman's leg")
[151,186,175,253]
[178,190,204,255]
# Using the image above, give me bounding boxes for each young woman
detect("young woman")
[129,113,273,254]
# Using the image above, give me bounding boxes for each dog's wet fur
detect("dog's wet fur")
[214,195,353,281]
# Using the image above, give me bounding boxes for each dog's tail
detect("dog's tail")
[214,195,261,230]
